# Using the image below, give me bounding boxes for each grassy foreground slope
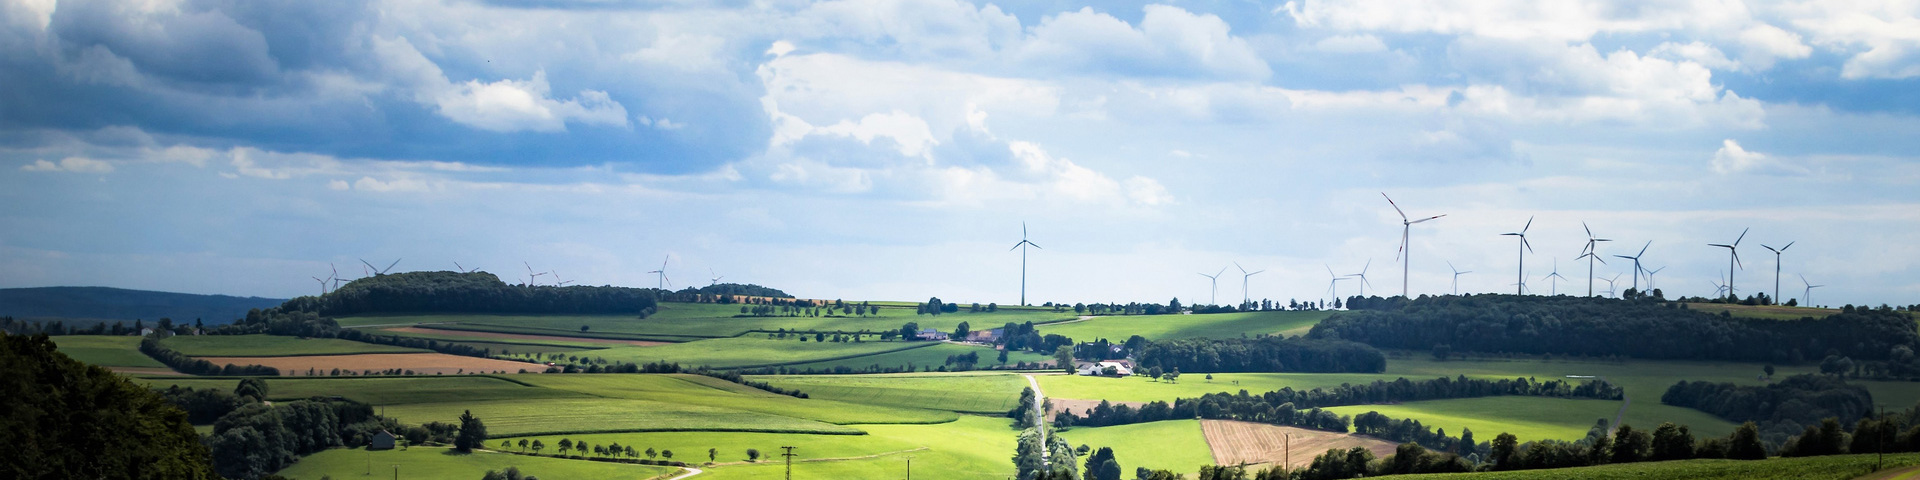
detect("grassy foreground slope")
[1058,420,1215,475]
[274,446,677,480]
[689,416,1021,480]
[1372,452,1920,480]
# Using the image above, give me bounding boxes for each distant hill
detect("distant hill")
[0,286,285,325]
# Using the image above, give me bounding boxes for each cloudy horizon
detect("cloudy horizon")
[2,0,1917,307]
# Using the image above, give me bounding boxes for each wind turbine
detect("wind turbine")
[1599,273,1622,298]
[1501,217,1536,295]
[1198,267,1227,306]
[524,262,547,286]
[709,268,725,287]
[1447,262,1471,296]
[647,256,671,289]
[1576,223,1611,297]
[1761,241,1794,305]
[310,275,331,296]
[1346,259,1374,297]
[1800,274,1823,307]
[1645,266,1666,292]
[1711,277,1728,298]
[1009,223,1042,306]
[360,258,402,276]
[1613,241,1651,294]
[328,263,345,291]
[454,261,477,273]
[1383,193,1445,298]
[1708,228,1747,300]
[1324,265,1349,303]
[550,271,574,286]
[1543,258,1567,296]
[1236,262,1265,305]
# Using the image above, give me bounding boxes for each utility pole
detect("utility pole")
[905,456,912,480]
[781,446,797,480]
[1284,433,1292,475]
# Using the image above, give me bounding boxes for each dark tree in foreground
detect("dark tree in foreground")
[455,410,488,452]
[0,334,216,479]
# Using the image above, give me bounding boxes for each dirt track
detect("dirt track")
[1200,420,1398,469]
[384,326,668,346]
[197,353,545,376]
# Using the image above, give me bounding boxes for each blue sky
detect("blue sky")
[1,0,1916,307]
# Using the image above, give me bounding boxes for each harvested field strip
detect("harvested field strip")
[196,353,545,376]
[1199,420,1397,469]
[392,326,667,346]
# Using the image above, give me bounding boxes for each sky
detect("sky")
[1,0,1917,308]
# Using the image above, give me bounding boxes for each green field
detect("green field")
[1684,303,1837,320]
[692,415,1022,480]
[498,428,925,464]
[1326,397,1622,442]
[159,334,424,357]
[51,335,165,368]
[137,375,588,405]
[1043,311,1332,342]
[382,397,862,437]
[370,326,613,352]
[273,446,679,480]
[579,337,937,369]
[336,301,1078,339]
[775,342,1052,372]
[1372,452,1920,480]
[514,374,957,425]
[1059,420,1215,475]
[756,372,1032,413]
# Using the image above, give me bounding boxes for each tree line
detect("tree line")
[1052,375,1618,431]
[1310,294,1920,363]
[1131,336,1387,374]
[138,336,279,376]
[276,271,661,317]
[1661,374,1874,446]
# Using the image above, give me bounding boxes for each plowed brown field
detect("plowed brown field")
[1200,420,1397,469]
[197,353,544,376]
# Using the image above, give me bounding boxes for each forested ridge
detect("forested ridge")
[275,271,662,317]
[1132,336,1386,373]
[1309,294,1919,362]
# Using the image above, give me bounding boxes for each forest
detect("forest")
[1311,294,1919,362]
[275,271,662,316]
[1131,336,1386,373]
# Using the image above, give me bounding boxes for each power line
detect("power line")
[781,446,797,480]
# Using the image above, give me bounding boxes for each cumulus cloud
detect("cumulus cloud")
[371,36,628,133]
[1783,2,1920,79]
[1015,5,1270,81]
[21,157,114,173]
[1711,139,1804,175]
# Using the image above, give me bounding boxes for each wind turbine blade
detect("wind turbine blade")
[1522,216,1533,234]
[1217,267,1227,277]
[1733,251,1743,269]
[1782,241,1794,251]
[1522,237,1534,254]
[361,259,377,271]
[1027,242,1041,249]
[1010,242,1023,251]
[1326,265,1336,277]
[385,259,401,273]
[1709,244,1732,248]
[1250,270,1265,275]
[1735,228,1748,245]
[1584,222,1592,238]
[1409,215,1444,224]
[661,255,670,269]
[1762,245,1778,254]
[1235,262,1247,274]
[1381,193,1407,220]
[1023,222,1027,238]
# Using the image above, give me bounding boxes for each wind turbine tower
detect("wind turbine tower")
[1800,274,1824,307]
[1543,258,1567,296]
[1009,223,1042,306]
[1613,241,1650,293]
[1324,265,1348,303]
[524,262,547,286]
[1448,261,1470,296]
[1236,262,1265,305]
[648,256,671,289]
[1576,223,1611,296]
[1761,241,1794,305]
[1347,259,1374,297]
[1382,193,1445,298]
[1501,217,1535,295]
[1708,228,1747,300]
[1198,267,1226,306]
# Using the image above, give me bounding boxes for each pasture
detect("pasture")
[755,372,1032,414]
[196,353,541,376]
[578,337,936,369]
[136,375,586,405]
[692,416,1022,480]
[381,326,651,347]
[381,397,862,437]
[773,342,1053,372]
[272,446,679,480]
[1324,397,1623,443]
[1042,310,1333,342]
[336,301,1079,340]
[161,334,423,356]
[513,374,958,425]
[1059,419,1216,475]
[51,335,164,368]
[1371,452,1920,480]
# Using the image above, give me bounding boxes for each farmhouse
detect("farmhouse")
[965,328,1003,343]
[1075,360,1134,377]
[917,328,949,341]
[369,430,396,450]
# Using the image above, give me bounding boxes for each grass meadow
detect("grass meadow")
[159,334,424,356]
[513,374,958,425]
[1325,397,1623,442]
[336,301,1079,339]
[136,375,588,405]
[52,335,165,368]
[755,372,1033,414]
[693,415,1022,480]
[773,342,1053,372]
[381,397,862,437]
[579,337,936,369]
[1058,419,1217,475]
[1371,452,1920,480]
[272,446,679,480]
[1043,310,1333,342]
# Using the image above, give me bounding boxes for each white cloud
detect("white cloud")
[327,179,351,190]
[810,111,939,159]
[1124,176,1174,205]
[1015,5,1271,80]
[1313,34,1388,54]
[1650,41,1743,72]
[1735,24,1813,69]
[371,36,628,132]
[352,176,433,193]
[21,157,114,173]
[1711,139,1804,175]
[637,116,686,130]
[1780,1,1920,79]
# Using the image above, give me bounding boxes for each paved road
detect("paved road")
[665,467,704,480]
[1026,374,1049,467]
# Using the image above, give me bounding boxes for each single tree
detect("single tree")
[747,448,761,461]
[709,448,718,463]
[662,450,674,461]
[454,410,488,452]
[646,447,658,460]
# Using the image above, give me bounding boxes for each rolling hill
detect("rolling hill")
[0,286,284,325]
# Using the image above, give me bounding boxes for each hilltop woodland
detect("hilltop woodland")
[1312,294,1920,363]
[1,334,216,479]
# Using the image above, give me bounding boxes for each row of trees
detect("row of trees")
[138,336,279,376]
[1053,376,1619,430]
[1132,337,1386,374]
[0,315,211,336]
[1311,294,1920,363]
[504,437,694,466]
